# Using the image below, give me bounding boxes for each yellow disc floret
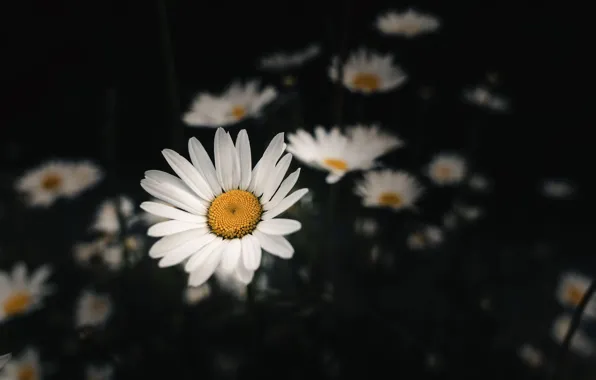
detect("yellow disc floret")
[207,190,263,239]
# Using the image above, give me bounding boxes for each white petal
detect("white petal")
[253,230,294,259]
[188,248,223,287]
[188,137,222,196]
[228,132,242,189]
[140,201,205,223]
[235,130,252,190]
[235,260,255,284]
[30,265,52,289]
[157,233,216,267]
[147,220,205,237]
[221,238,242,272]
[249,132,285,195]
[214,128,236,191]
[241,234,262,270]
[148,228,207,258]
[257,219,301,235]
[326,173,344,184]
[261,153,292,203]
[162,149,214,200]
[262,188,309,220]
[184,238,223,272]
[264,168,300,210]
[141,180,206,215]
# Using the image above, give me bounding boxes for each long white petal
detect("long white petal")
[264,168,300,210]
[257,219,301,235]
[156,233,215,266]
[148,228,207,258]
[162,149,214,201]
[253,230,294,259]
[235,260,255,284]
[241,234,261,270]
[260,153,292,203]
[214,128,234,191]
[249,132,285,195]
[140,201,205,223]
[262,188,309,220]
[184,238,223,272]
[221,238,241,272]
[148,220,205,237]
[188,137,222,196]
[228,132,241,189]
[235,130,252,190]
[141,180,205,215]
[188,248,224,287]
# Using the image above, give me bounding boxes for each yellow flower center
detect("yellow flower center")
[41,173,63,191]
[434,165,452,180]
[3,291,32,317]
[566,285,585,305]
[208,190,262,239]
[323,158,348,171]
[230,105,246,120]
[351,72,380,92]
[18,365,36,380]
[378,192,403,207]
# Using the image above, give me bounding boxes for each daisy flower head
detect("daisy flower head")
[259,44,321,71]
[15,160,103,207]
[287,125,404,184]
[0,348,41,380]
[0,263,52,323]
[75,290,113,327]
[407,225,443,250]
[426,153,467,186]
[463,86,509,111]
[329,49,407,94]
[551,314,595,357]
[556,271,596,318]
[140,128,309,286]
[183,80,277,128]
[355,169,423,211]
[375,8,440,37]
[91,195,135,234]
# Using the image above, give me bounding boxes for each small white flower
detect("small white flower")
[517,344,544,368]
[91,196,135,234]
[329,49,407,94]
[0,263,52,323]
[75,290,112,327]
[541,179,575,199]
[0,348,41,380]
[85,364,114,380]
[556,272,596,318]
[183,80,277,128]
[287,125,403,183]
[551,314,594,357]
[375,9,440,37]
[354,218,379,237]
[259,44,321,71]
[454,204,483,221]
[141,129,309,286]
[468,174,490,191]
[426,154,467,186]
[15,161,103,207]
[355,169,423,211]
[407,225,443,250]
[183,284,211,305]
[463,86,509,111]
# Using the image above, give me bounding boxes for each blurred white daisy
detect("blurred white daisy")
[0,348,40,380]
[556,272,596,318]
[354,218,379,237]
[183,284,211,305]
[426,154,467,186]
[0,263,52,323]
[468,174,490,191]
[141,128,308,286]
[91,196,136,234]
[75,290,113,327]
[454,203,483,221]
[73,234,144,271]
[375,9,440,37]
[183,80,277,128]
[355,169,423,211]
[15,161,103,207]
[407,225,443,250]
[259,44,321,71]
[541,179,575,199]
[463,86,509,111]
[517,343,544,368]
[329,49,407,94]
[0,354,10,370]
[85,364,113,380]
[551,314,594,357]
[287,125,403,183]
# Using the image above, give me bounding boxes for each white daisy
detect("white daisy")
[183,284,211,305]
[0,348,40,380]
[75,290,113,327]
[141,128,309,286]
[463,86,509,111]
[0,263,52,323]
[0,354,10,371]
[407,225,443,250]
[354,217,379,237]
[375,9,440,37]
[426,154,467,186]
[73,235,144,271]
[91,196,135,234]
[287,125,403,183]
[259,44,321,71]
[329,49,407,94]
[551,314,594,357]
[355,169,423,211]
[183,80,277,128]
[15,161,103,207]
[541,179,575,199]
[556,272,596,318]
[517,343,544,368]
[85,364,113,380]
